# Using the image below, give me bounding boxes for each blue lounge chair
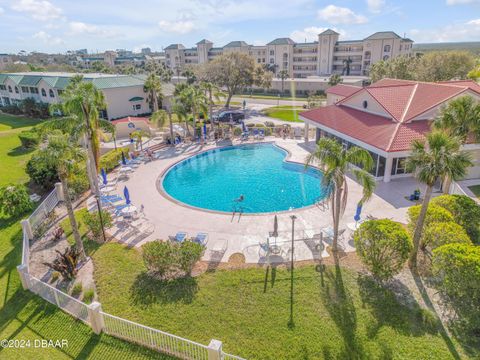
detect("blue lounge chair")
[101,195,123,203]
[252,128,259,139]
[171,231,187,243]
[193,232,208,246]
[259,129,265,139]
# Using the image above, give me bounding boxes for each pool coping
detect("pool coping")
[155,140,328,217]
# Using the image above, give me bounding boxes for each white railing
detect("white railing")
[102,312,210,360]
[18,183,246,360]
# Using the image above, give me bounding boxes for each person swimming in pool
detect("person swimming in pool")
[235,195,244,202]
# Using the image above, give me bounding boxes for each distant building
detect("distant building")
[72,50,148,69]
[164,30,413,78]
[0,54,14,70]
[0,72,174,120]
[141,47,152,55]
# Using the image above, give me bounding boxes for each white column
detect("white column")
[207,339,223,360]
[384,157,394,183]
[16,264,30,290]
[21,219,33,240]
[88,301,105,334]
[304,122,309,142]
[55,182,64,201]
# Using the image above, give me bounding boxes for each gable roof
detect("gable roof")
[267,38,295,45]
[326,84,361,97]
[319,29,339,36]
[196,39,212,45]
[364,31,401,40]
[164,44,185,50]
[223,41,249,48]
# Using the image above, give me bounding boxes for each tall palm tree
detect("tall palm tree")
[176,85,207,139]
[306,138,376,254]
[44,131,87,261]
[278,70,289,95]
[172,99,191,136]
[151,109,174,144]
[433,95,480,144]
[143,73,163,113]
[200,81,220,132]
[406,131,472,270]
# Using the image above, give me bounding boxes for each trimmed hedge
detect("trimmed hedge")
[423,221,471,250]
[99,147,130,172]
[18,129,40,149]
[407,204,454,236]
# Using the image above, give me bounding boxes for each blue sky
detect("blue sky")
[0,0,479,53]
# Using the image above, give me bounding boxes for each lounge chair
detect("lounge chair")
[193,232,208,246]
[170,231,187,243]
[252,128,259,140]
[258,129,265,139]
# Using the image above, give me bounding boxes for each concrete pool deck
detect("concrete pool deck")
[94,137,429,264]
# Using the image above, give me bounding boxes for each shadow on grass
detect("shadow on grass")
[7,145,35,157]
[130,271,198,307]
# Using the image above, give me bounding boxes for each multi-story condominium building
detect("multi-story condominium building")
[0,72,174,120]
[164,30,413,78]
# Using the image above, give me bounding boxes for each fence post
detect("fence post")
[207,339,222,360]
[88,301,105,334]
[55,182,64,202]
[16,264,30,290]
[21,219,33,240]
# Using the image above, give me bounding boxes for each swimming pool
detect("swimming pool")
[161,143,328,213]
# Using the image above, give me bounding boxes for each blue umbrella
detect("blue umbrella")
[354,203,363,222]
[100,168,107,185]
[123,186,131,205]
[121,151,127,165]
[203,123,207,140]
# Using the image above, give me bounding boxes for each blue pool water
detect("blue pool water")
[161,143,328,213]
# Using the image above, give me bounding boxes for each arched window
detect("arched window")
[15,86,19,94]
[49,89,55,97]
[384,45,391,52]
[8,85,12,93]
[41,88,47,97]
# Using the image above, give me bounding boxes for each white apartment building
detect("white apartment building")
[164,30,413,78]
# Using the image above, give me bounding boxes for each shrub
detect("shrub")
[82,210,113,241]
[407,204,453,240]
[431,194,480,244]
[83,288,95,304]
[43,246,80,281]
[264,121,275,127]
[18,129,40,149]
[26,151,59,190]
[233,127,242,136]
[71,282,83,297]
[423,221,471,251]
[432,243,480,334]
[354,219,412,282]
[0,184,33,217]
[99,147,130,172]
[68,169,89,197]
[177,241,205,275]
[50,271,60,283]
[142,241,176,277]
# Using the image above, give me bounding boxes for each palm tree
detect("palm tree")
[278,70,289,95]
[46,76,113,197]
[406,131,472,270]
[433,95,480,144]
[200,81,220,132]
[172,99,191,136]
[130,129,151,151]
[342,57,352,76]
[151,109,174,144]
[44,131,87,261]
[177,85,208,139]
[143,73,163,113]
[306,138,376,254]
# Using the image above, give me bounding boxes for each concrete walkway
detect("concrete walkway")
[93,137,422,264]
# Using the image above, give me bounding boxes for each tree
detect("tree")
[468,64,480,81]
[151,109,174,144]
[43,132,87,260]
[177,241,204,276]
[432,243,480,334]
[172,97,191,136]
[201,52,272,108]
[145,61,173,82]
[44,246,80,281]
[306,138,376,254]
[433,96,480,144]
[328,74,343,86]
[278,70,289,95]
[415,51,476,82]
[130,129,151,150]
[0,184,33,218]
[200,81,221,132]
[354,219,412,282]
[423,222,471,252]
[342,57,352,76]
[406,131,473,270]
[175,85,207,138]
[143,73,163,112]
[369,56,418,83]
[182,68,197,84]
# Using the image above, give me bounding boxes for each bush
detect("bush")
[177,241,204,275]
[18,129,40,149]
[432,243,480,334]
[50,271,60,283]
[99,147,130,172]
[68,169,89,198]
[83,288,95,304]
[431,194,480,244]
[407,204,453,239]
[71,282,83,297]
[264,121,275,128]
[0,184,33,217]
[354,219,412,282]
[233,127,242,136]
[26,151,59,190]
[142,241,177,277]
[423,221,471,251]
[82,210,113,241]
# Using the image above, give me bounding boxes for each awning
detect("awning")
[129,96,144,102]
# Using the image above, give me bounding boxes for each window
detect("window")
[383,55,390,61]
[8,86,12,93]
[21,86,29,93]
[384,45,391,52]
[30,87,39,94]
[15,86,19,94]
[270,58,274,64]
[0,85,6,91]
[41,88,47,97]
[391,157,411,175]
[49,89,55,98]
[133,104,141,110]
[269,50,274,56]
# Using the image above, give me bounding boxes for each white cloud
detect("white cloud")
[367,0,386,13]
[68,22,120,38]
[33,31,64,45]
[317,5,368,24]
[158,19,196,34]
[468,18,480,25]
[410,18,480,42]
[290,26,345,42]
[12,0,62,21]
[446,0,479,4]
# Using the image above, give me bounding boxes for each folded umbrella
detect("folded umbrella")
[123,186,131,205]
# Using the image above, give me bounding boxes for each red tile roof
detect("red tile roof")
[111,116,150,125]
[326,84,361,97]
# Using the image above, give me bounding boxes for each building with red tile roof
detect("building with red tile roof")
[301,78,480,182]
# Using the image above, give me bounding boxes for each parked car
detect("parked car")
[213,111,245,124]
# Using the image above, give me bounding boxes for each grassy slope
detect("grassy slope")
[0,114,174,359]
[262,106,304,123]
[93,242,469,360]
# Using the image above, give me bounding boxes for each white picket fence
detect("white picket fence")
[17,185,245,360]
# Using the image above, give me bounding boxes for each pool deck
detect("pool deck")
[96,137,428,264]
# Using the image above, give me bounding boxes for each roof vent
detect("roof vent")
[363,100,368,109]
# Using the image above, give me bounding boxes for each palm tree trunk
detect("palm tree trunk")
[209,90,214,133]
[409,185,433,271]
[83,134,96,194]
[332,187,342,254]
[168,112,174,146]
[61,176,86,261]
[225,92,233,109]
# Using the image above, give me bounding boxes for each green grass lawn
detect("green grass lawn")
[92,242,471,360]
[262,106,305,123]
[234,94,311,101]
[468,185,480,199]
